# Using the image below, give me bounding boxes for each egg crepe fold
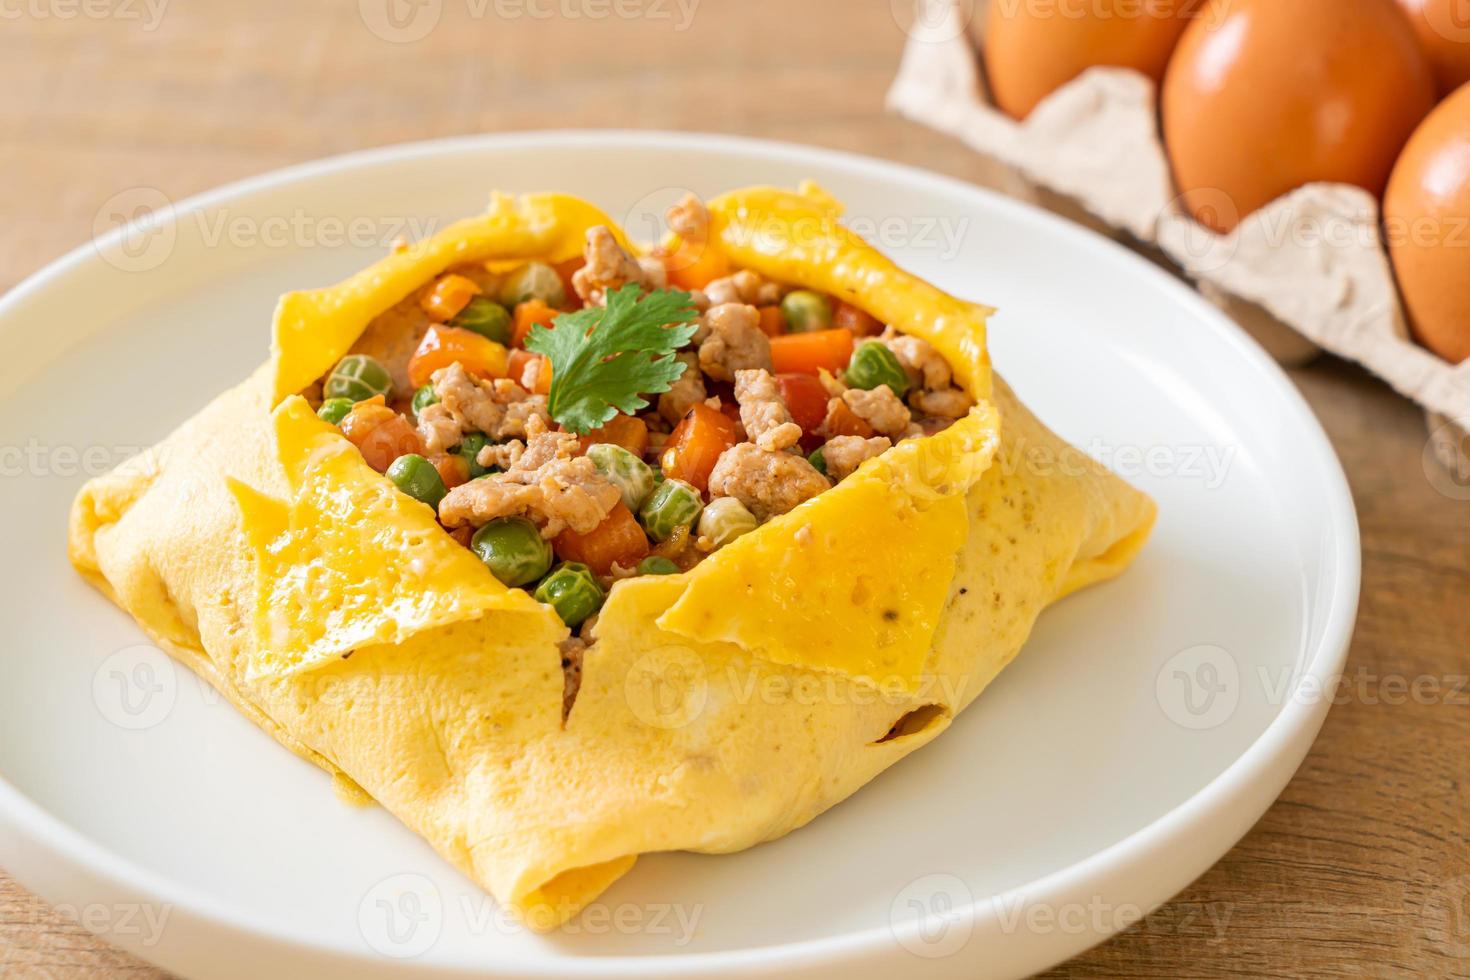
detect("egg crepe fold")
[68,185,1156,929]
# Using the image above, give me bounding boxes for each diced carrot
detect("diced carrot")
[833,300,882,336]
[429,452,471,490]
[341,397,425,473]
[420,273,482,321]
[450,525,474,547]
[512,298,558,348]
[407,325,508,389]
[553,503,650,576]
[756,305,785,337]
[775,373,829,434]
[661,403,740,493]
[822,398,874,439]
[553,257,585,310]
[507,349,553,394]
[577,414,648,456]
[662,241,730,291]
[527,359,552,395]
[769,328,855,376]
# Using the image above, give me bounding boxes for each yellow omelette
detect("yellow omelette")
[68,183,1156,929]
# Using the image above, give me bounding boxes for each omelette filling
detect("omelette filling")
[307,195,974,631]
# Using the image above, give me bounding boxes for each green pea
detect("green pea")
[411,384,440,420]
[637,556,681,576]
[808,447,828,477]
[386,454,447,509]
[457,431,491,478]
[697,497,758,550]
[533,562,605,628]
[324,354,393,403]
[844,341,910,399]
[317,397,355,426]
[638,478,703,542]
[779,290,833,333]
[471,517,553,588]
[451,297,513,344]
[498,261,566,308]
[586,443,655,512]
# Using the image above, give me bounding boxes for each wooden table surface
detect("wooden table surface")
[2,1,1467,976]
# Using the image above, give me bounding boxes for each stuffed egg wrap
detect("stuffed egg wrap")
[68,184,1156,929]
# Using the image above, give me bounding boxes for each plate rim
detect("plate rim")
[0,129,1362,977]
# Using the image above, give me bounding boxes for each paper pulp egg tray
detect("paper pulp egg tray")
[888,0,1470,480]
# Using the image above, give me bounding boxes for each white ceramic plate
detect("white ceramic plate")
[0,133,1358,979]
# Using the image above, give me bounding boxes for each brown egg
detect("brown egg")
[983,0,1195,120]
[1385,83,1470,363]
[1162,0,1436,233]
[1398,0,1470,96]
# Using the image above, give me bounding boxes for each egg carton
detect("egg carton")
[887,0,1470,477]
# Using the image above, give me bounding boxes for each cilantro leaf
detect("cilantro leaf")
[524,283,700,434]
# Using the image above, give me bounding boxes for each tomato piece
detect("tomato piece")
[832,300,882,336]
[769,328,855,376]
[407,325,508,390]
[420,273,482,322]
[553,503,650,576]
[661,403,740,493]
[775,373,829,434]
[507,349,552,394]
[507,348,534,387]
[361,416,424,473]
[822,398,874,439]
[756,305,785,337]
[429,452,471,490]
[341,398,425,473]
[512,298,557,348]
[553,257,585,310]
[577,414,649,456]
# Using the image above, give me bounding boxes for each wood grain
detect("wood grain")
[2,1,1467,976]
